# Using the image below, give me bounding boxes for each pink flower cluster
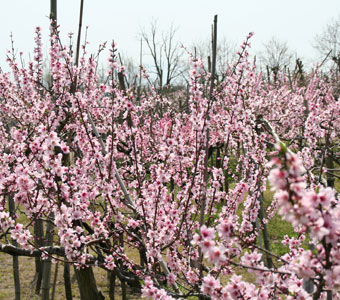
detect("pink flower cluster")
[0,25,340,300]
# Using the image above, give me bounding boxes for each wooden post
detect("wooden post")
[50,0,57,22]
[75,0,84,68]
[51,262,59,300]
[64,263,73,300]
[9,195,21,300]
[119,234,127,300]
[198,17,217,300]
[33,219,44,294]
[138,38,143,101]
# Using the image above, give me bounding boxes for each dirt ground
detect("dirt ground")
[0,252,142,300]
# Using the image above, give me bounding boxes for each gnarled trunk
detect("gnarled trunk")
[74,266,104,300]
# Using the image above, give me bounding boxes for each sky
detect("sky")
[0,0,339,70]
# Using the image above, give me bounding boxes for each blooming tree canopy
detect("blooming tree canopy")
[0,25,339,300]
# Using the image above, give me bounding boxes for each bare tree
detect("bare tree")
[314,14,340,70]
[140,20,183,90]
[259,37,294,75]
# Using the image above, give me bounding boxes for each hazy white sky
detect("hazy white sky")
[0,0,339,69]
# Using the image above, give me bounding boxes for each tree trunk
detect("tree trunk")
[108,271,115,300]
[74,266,104,300]
[258,193,273,269]
[41,218,54,300]
[327,290,332,300]
[303,243,315,294]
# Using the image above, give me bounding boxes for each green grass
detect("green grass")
[262,189,297,255]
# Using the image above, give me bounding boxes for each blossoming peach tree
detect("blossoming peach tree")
[0,25,339,300]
